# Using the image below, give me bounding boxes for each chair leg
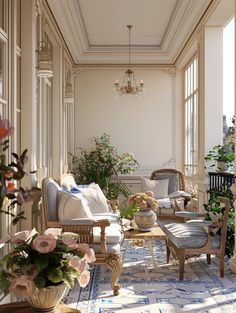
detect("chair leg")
[219,255,224,278]
[166,240,170,263]
[105,254,123,296]
[207,254,211,264]
[178,249,185,281]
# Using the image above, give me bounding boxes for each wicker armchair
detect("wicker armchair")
[149,168,190,220]
[42,177,123,296]
[159,197,230,280]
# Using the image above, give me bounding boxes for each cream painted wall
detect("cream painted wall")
[74,68,182,175]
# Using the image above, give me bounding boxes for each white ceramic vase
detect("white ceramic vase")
[133,210,157,232]
[27,283,68,313]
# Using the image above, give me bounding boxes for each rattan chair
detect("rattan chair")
[150,168,189,220]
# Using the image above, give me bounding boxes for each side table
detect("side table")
[0,301,81,313]
[123,225,166,270]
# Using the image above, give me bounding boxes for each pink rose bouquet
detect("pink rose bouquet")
[120,191,158,220]
[128,191,158,210]
[0,228,96,300]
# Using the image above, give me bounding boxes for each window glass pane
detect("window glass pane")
[223,18,234,143]
[16,0,21,47]
[0,41,5,99]
[17,55,21,110]
[184,56,198,176]
[0,0,5,31]
[16,55,21,154]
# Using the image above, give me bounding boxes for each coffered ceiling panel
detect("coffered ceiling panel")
[47,0,213,65]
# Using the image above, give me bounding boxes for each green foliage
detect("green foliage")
[70,133,139,199]
[203,187,235,257]
[120,203,140,220]
[204,143,234,165]
[0,229,94,299]
[0,146,40,224]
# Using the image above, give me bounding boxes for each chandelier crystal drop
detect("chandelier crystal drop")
[114,25,144,97]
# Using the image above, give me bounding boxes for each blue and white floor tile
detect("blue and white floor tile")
[65,240,236,313]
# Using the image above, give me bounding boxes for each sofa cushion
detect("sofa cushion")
[151,172,179,194]
[141,177,169,199]
[77,183,110,214]
[159,222,208,248]
[93,243,121,254]
[93,223,122,244]
[58,191,93,222]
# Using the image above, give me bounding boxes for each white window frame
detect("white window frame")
[184,55,199,176]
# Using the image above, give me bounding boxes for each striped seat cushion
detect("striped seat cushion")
[159,222,208,248]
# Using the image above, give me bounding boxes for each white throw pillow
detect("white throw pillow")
[141,177,169,199]
[58,191,93,222]
[60,174,77,191]
[77,183,110,214]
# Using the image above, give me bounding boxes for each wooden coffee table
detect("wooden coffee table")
[123,225,166,270]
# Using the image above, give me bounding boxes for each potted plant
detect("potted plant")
[0,227,95,312]
[204,142,234,171]
[69,133,139,199]
[203,187,235,257]
[121,191,158,231]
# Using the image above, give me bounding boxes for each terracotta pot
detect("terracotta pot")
[26,283,68,313]
[133,210,157,232]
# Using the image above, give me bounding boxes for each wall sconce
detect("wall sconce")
[64,71,74,103]
[37,40,53,78]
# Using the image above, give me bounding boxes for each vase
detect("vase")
[217,161,229,172]
[133,210,157,232]
[26,283,68,313]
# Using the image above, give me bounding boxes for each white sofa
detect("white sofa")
[42,175,123,296]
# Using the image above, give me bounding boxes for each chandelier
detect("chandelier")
[64,71,74,103]
[37,40,53,78]
[114,25,144,96]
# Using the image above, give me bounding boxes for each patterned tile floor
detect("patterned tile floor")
[65,240,236,313]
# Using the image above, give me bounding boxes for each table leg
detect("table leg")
[146,239,158,270]
[122,239,131,261]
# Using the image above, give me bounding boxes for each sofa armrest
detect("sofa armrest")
[61,218,111,254]
[107,199,119,213]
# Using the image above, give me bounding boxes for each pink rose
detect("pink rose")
[84,248,96,263]
[62,236,78,249]
[11,228,37,245]
[44,228,62,238]
[32,234,56,253]
[22,264,38,279]
[69,257,86,272]
[9,276,35,298]
[138,201,148,210]
[146,191,154,198]
[11,231,31,244]
[78,269,90,288]
[77,243,96,263]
